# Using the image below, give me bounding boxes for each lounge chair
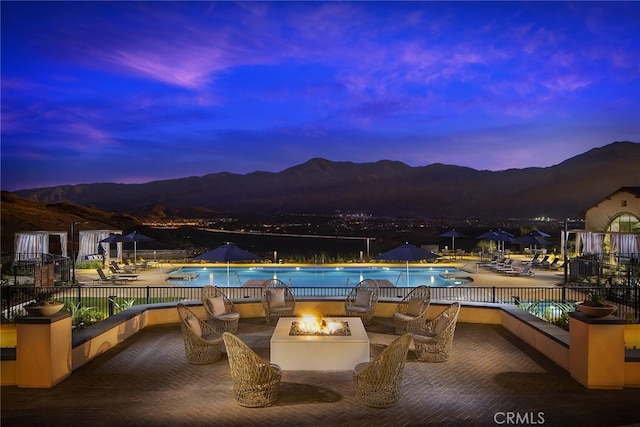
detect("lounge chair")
[261,279,296,325]
[532,255,549,268]
[352,333,412,407]
[345,279,379,326]
[503,263,535,277]
[494,259,518,272]
[413,302,461,362]
[393,285,431,334]
[108,266,139,280]
[201,285,240,333]
[176,303,224,364]
[94,268,128,285]
[111,260,137,274]
[478,255,500,269]
[544,259,565,271]
[540,257,560,270]
[122,259,141,271]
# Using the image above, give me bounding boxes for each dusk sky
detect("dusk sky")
[2,1,638,192]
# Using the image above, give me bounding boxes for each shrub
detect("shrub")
[65,302,105,331]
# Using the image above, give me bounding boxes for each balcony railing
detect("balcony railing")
[2,284,638,322]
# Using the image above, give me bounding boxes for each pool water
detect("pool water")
[167,266,470,288]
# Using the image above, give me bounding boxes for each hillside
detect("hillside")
[13,141,640,220]
[0,191,142,255]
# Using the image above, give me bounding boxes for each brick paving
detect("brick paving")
[2,317,640,427]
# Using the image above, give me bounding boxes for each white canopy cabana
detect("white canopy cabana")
[563,230,639,263]
[13,231,68,263]
[78,230,122,264]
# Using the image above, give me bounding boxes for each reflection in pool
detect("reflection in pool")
[167,266,471,288]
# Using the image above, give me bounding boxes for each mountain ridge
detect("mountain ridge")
[13,141,640,220]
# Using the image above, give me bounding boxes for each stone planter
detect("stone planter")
[24,302,65,317]
[575,303,617,318]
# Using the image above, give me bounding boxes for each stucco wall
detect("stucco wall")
[585,190,640,231]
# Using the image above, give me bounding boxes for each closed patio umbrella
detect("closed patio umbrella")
[193,243,262,286]
[375,243,439,286]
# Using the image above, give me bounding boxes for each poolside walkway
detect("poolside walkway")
[2,316,639,427]
[75,255,567,289]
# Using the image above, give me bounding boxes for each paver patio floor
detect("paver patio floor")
[2,317,639,427]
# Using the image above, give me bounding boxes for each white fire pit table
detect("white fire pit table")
[270,317,370,371]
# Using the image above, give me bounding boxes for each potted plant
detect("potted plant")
[24,289,65,317]
[575,291,617,318]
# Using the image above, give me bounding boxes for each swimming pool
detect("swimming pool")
[167,266,471,288]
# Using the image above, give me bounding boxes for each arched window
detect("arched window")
[607,213,640,234]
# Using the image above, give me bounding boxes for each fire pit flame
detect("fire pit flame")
[290,313,351,336]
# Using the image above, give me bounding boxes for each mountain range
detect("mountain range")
[13,141,640,220]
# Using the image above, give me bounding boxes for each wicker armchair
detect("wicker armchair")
[176,303,224,364]
[352,333,412,408]
[261,279,296,325]
[201,285,240,333]
[393,285,431,334]
[413,302,461,362]
[222,332,282,407]
[344,279,379,325]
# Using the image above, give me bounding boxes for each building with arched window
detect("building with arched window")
[580,187,640,262]
[585,187,640,234]
[562,187,640,285]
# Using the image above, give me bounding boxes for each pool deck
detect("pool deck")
[76,255,567,289]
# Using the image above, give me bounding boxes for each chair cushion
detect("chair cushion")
[393,312,415,322]
[207,296,227,316]
[268,289,286,308]
[355,289,372,307]
[413,332,435,343]
[216,311,240,321]
[346,305,370,313]
[434,313,450,335]
[406,297,425,316]
[269,305,292,313]
[202,331,223,344]
[185,314,202,337]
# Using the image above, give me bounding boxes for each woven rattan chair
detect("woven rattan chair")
[176,303,224,364]
[393,285,431,334]
[261,279,296,325]
[344,279,379,325]
[352,333,412,408]
[201,285,240,333]
[413,302,461,362]
[222,332,282,407]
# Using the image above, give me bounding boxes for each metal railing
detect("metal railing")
[2,284,638,322]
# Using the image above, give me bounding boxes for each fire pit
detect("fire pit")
[271,316,369,371]
[289,315,351,336]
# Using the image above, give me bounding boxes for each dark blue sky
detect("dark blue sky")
[2,1,638,191]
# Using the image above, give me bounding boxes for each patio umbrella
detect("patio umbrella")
[476,230,515,254]
[516,234,549,247]
[124,231,155,262]
[439,229,466,253]
[375,243,439,286]
[99,233,130,263]
[193,243,262,286]
[529,229,551,238]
